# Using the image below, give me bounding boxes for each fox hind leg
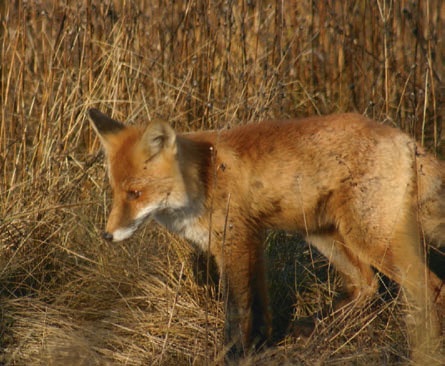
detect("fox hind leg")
[288,233,379,340]
[337,208,442,364]
[307,233,379,310]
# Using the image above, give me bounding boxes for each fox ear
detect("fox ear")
[142,120,176,157]
[88,109,125,143]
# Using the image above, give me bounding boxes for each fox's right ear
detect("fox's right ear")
[141,120,177,157]
[88,109,125,149]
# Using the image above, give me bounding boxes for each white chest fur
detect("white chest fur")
[154,210,210,251]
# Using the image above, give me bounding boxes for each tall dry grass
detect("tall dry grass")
[0,1,444,365]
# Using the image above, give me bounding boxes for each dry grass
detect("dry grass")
[0,1,444,365]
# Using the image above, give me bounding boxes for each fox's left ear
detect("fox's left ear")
[88,109,125,135]
[88,109,125,149]
[141,120,177,157]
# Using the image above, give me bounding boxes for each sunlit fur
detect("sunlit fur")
[89,110,445,363]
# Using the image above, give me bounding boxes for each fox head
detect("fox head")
[88,109,188,241]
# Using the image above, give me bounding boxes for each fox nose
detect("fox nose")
[102,232,113,241]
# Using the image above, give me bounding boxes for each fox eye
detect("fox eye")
[126,190,141,201]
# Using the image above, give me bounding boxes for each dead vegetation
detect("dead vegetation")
[0,1,444,365]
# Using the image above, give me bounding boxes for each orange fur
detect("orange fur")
[88,109,444,362]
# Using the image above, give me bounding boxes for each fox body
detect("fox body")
[88,109,445,361]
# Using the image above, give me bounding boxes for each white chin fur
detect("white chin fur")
[112,227,137,242]
[111,206,155,241]
[109,204,158,242]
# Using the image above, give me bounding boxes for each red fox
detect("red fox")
[88,109,444,362]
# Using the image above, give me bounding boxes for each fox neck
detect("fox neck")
[176,135,214,207]
[153,135,214,247]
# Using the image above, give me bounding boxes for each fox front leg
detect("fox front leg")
[216,231,271,359]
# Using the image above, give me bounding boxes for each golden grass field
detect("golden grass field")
[1,1,444,365]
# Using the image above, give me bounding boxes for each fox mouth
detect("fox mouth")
[105,208,155,242]
[104,196,180,242]
[105,220,145,242]
[105,226,137,242]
